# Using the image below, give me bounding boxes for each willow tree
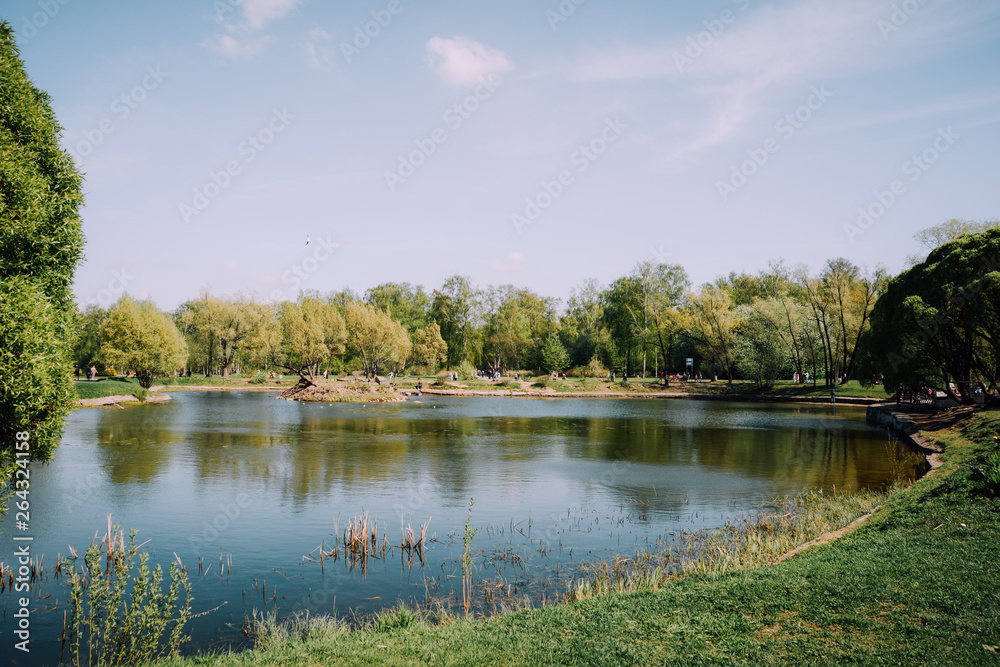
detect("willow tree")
[346,301,411,377]
[0,22,85,471]
[277,296,346,386]
[413,322,448,371]
[99,296,188,389]
[685,284,743,383]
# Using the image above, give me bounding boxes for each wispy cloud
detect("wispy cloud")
[206,34,273,60]
[565,0,996,158]
[207,0,301,60]
[302,27,336,70]
[569,1,883,84]
[239,0,300,32]
[489,252,526,273]
[426,37,513,87]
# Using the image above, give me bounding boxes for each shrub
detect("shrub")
[62,522,192,667]
[457,360,477,381]
[249,372,267,385]
[533,376,549,389]
[434,371,452,386]
[131,386,149,402]
[587,357,608,378]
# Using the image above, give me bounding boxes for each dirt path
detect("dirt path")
[770,510,878,565]
[770,404,971,564]
[75,393,171,407]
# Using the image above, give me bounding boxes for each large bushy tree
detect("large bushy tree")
[860,227,1000,404]
[277,295,346,385]
[100,296,188,389]
[0,22,85,470]
[346,301,411,377]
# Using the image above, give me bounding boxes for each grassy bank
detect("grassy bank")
[153,410,999,666]
[73,376,143,399]
[75,374,888,402]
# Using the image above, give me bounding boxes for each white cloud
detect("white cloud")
[239,0,301,32]
[570,0,883,84]
[565,1,889,158]
[302,27,336,70]
[489,252,526,273]
[426,37,513,87]
[206,34,273,60]
[207,0,300,60]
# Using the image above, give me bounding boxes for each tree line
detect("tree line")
[72,257,885,391]
[71,218,999,407]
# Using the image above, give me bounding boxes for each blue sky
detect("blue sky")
[5,0,999,311]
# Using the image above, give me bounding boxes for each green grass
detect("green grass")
[73,377,142,399]
[154,410,1000,666]
[75,374,300,400]
[768,379,889,399]
[158,375,296,388]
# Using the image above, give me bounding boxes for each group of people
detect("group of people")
[74,365,98,380]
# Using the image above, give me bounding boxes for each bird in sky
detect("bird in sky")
[305,235,311,246]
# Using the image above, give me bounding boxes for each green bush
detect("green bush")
[457,360,477,381]
[62,523,192,667]
[249,372,267,385]
[131,386,149,402]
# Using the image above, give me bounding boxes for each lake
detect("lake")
[1,392,910,665]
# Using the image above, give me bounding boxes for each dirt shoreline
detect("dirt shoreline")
[409,387,881,406]
[77,383,884,407]
[75,393,172,407]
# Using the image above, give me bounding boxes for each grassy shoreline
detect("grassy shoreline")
[75,375,890,406]
[149,408,999,666]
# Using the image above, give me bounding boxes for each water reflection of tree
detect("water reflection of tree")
[96,396,892,508]
[94,407,180,483]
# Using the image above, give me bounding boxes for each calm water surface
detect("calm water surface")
[2,392,906,666]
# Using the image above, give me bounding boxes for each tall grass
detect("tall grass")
[566,487,888,603]
[61,517,192,667]
[462,498,477,618]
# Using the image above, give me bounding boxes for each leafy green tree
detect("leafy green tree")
[796,260,883,385]
[635,261,690,379]
[72,305,107,370]
[860,227,1000,404]
[365,282,430,333]
[0,22,85,470]
[734,305,789,390]
[541,333,570,374]
[481,285,556,372]
[685,284,743,383]
[345,301,411,377]
[431,275,481,367]
[602,276,644,376]
[413,322,448,371]
[276,296,346,385]
[100,296,188,388]
[563,278,604,367]
[907,218,1000,266]
[187,295,270,377]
